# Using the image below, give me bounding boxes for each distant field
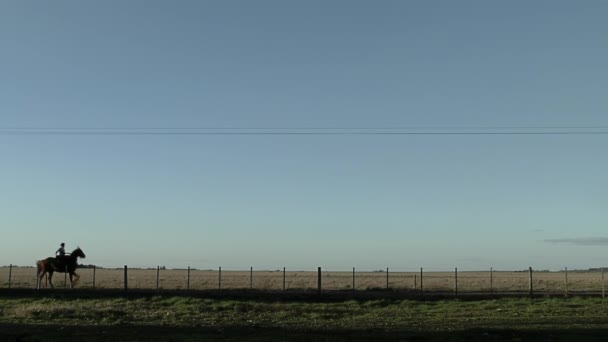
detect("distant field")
[1,266,606,293]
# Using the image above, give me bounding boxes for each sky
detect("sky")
[1,1,607,270]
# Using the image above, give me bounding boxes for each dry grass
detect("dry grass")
[4,296,608,341]
[1,266,606,293]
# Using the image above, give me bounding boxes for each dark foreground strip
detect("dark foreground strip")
[0,288,604,302]
[2,324,608,342]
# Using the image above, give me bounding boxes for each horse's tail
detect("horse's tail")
[36,260,42,275]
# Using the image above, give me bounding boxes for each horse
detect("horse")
[36,247,86,289]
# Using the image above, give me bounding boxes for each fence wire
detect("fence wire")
[1,266,606,295]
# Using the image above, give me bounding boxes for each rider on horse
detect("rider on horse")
[37,246,86,289]
[55,243,70,269]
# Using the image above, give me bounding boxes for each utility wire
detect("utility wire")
[1,131,608,135]
[1,126,608,135]
[2,126,608,130]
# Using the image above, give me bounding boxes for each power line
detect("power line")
[2,126,608,130]
[1,126,608,135]
[1,131,608,135]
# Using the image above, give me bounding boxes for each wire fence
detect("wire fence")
[1,265,606,296]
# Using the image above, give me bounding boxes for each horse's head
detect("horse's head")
[72,247,86,259]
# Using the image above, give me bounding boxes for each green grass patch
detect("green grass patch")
[2,296,608,332]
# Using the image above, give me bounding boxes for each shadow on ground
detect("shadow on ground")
[2,288,602,303]
[3,324,608,342]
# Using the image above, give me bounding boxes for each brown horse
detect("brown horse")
[36,247,86,289]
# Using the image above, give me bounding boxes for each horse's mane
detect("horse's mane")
[70,246,86,259]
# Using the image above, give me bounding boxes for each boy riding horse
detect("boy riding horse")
[55,243,71,270]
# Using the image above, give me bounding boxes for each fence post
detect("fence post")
[564,267,568,297]
[8,264,12,289]
[529,267,533,297]
[283,267,286,291]
[317,267,322,295]
[386,267,389,289]
[490,267,493,295]
[156,266,160,294]
[92,265,96,289]
[420,268,423,292]
[187,266,190,293]
[602,268,605,298]
[218,267,221,290]
[413,274,417,291]
[250,267,253,290]
[352,267,355,291]
[124,265,128,291]
[455,267,458,297]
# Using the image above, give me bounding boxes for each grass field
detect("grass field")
[2,295,608,341]
[2,266,607,294]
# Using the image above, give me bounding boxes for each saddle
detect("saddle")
[53,256,70,270]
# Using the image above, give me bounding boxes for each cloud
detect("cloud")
[544,237,608,246]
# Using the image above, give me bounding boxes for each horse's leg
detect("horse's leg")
[36,263,43,289]
[38,271,49,288]
[72,272,80,287]
[69,273,74,288]
[48,272,54,289]
[37,271,44,290]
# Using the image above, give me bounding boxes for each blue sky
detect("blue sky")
[1,1,607,270]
